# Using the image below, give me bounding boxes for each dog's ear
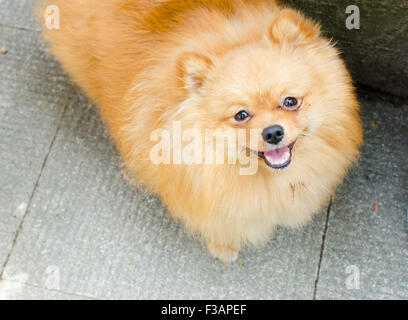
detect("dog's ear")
[268,9,320,45]
[177,52,213,93]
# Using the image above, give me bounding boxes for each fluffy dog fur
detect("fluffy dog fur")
[39,0,363,261]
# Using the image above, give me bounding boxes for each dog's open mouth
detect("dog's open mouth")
[258,141,296,170]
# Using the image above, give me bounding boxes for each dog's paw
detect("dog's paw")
[206,242,239,263]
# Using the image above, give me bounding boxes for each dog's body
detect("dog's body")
[40,0,362,261]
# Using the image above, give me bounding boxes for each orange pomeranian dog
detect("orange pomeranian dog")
[38,0,362,262]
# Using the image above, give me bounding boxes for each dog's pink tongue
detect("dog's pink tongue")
[264,146,290,165]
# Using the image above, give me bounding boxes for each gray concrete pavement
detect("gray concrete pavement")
[0,279,91,300]
[316,94,408,299]
[0,1,407,300]
[0,0,39,31]
[0,25,75,271]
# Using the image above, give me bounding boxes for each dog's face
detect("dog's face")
[203,44,316,170]
[177,9,358,171]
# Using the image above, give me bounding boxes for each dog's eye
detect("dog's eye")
[282,97,300,110]
[234,110,250,122]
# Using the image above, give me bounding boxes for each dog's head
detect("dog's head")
[176,9,362,171]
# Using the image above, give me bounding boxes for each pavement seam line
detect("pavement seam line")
[0,95,78,279]
[0,22,38,33]
[313,198,332,300]
[0,278,99,300]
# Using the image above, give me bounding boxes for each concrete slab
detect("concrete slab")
[2,94,328,299]
[0,26,75,269]
[0,279,91,300]
[282,0,408,98]
[0,0,39,31]
[315,93,408,299]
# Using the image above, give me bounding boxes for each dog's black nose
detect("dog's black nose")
[262,125,284,144]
